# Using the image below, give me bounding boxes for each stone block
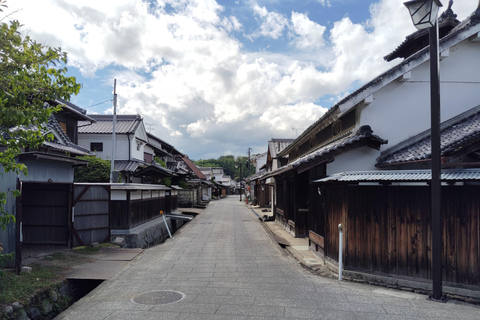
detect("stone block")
[21,266,32,273]
[113,237,126,247]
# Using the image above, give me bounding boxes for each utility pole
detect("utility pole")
[247,147,253,175]
[110,79,117,183]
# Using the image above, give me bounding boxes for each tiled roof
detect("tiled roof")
[53,99,96,122]
[78,114,142,134]
[315,168,480,183]
[114,160,140,172]
[260,126,387,180]
[43,141,90,156]
[46,116,92,156]
[376,106,480,167]
[383,8,460,62]
[289,125,387,169]
[133,162,173,178]
[147,132,182,156]
[181,158,207,179]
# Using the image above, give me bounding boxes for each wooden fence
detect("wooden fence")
[313,184,480,287]
[72,184,110,246]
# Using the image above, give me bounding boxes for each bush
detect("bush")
[74,156,110,182]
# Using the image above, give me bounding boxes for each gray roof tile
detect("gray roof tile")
[377,106,480,166]
[315,168,480,183]
[78,115,142,134]
[290,125,387,169]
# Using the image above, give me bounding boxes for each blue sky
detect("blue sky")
[9,0,474,160]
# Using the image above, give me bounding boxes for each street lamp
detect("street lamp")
[404,0,444,302]
[404,0,442,29]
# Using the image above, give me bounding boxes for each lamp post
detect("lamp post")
[404,0,444,301]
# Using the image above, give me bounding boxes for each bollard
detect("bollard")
[338,223,343,281]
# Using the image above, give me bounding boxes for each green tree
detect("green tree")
[0,11,80,233]
[194,155,254,181]
[74,156,110,182]
[194,159,219,168]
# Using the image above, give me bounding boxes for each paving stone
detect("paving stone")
[56,197,480,320]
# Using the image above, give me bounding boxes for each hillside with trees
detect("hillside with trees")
[194,155,255,181]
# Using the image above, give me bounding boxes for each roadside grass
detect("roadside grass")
[0,264,60,305]
[0,243,117,307]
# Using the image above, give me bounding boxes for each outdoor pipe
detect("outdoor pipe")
[160,211,172,239]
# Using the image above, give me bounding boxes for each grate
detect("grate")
[132,290,185,305]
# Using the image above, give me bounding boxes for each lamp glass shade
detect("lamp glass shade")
[404,0,443,30]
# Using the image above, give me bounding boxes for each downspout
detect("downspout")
[127,132,131,160]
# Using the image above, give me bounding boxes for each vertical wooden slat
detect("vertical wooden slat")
[418,187,429,279]
[444,186,456,283]
[468,191,477,284]
[397,187,408,276]
[407,191,415,277]
[387,187,397,274]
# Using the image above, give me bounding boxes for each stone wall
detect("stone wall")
[111,216,186,249]
[3,281,73,319]
[178,189,198,207]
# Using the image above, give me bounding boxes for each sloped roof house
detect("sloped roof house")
[268,4,480,290]
[1,100,96,260]
[78,114,173,183]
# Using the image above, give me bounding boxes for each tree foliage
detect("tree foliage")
[194,155,254,181]
[74,156,110,183]
[0,14,81,232]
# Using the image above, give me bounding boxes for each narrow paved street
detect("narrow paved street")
[57,196,480,320]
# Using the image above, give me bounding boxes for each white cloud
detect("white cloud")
[259,102,328,131]
[250,3,288,39]
[7,0,476,159]
[317,0,331,7]
[290,12,326,49]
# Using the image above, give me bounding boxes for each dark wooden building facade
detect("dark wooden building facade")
[312,172,480,287]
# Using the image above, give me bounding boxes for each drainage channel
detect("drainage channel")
[67,278,105,302]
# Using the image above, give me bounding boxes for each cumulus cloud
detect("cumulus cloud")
[7,0,476,159]
[250,3,289,39]
[290,12,326,50]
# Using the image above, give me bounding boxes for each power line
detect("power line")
[87,99,113,108]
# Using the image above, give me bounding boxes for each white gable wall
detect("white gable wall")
[360,38,480,153]
[131,123,148,161]
[78,133,131,161]
[324,32,480,173]
[326,148,381,176]
[254,153,267,173]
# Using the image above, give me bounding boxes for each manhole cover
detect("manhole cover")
[132,290,185,305]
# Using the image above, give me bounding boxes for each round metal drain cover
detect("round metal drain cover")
[133,290,185,305]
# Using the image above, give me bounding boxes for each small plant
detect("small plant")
[72,245,100,255]
[178,180,188,189]
[0,264,59,304]
[42,252,67,261]
[0,243,14,278]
